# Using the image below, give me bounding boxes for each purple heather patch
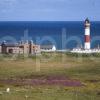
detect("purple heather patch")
[0,76,84,87]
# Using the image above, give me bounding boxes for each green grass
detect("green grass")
[0,85,100,100]
[0,52,100,100]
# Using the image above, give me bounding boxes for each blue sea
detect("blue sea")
[0,21,100,50]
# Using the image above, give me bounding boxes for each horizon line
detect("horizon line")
[0,20,100,22]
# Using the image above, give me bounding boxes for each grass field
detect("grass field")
[0,52,100,100]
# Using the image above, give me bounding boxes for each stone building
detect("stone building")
[0,40,41,55]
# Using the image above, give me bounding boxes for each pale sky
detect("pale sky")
[0,0,100,21]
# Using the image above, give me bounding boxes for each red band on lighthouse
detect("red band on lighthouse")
[85,35,90,42]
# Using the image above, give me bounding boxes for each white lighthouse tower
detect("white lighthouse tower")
[71,18,100,53]
[84,18,91,50]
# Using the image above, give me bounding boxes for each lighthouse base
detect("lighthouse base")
[71,49,100,54]
[84,43,90,50]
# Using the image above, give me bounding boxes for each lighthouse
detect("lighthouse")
[71,18,100,53]
[84,18,91,50]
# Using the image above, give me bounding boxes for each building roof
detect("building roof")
[40,45,54,49]
[2,43,19,47]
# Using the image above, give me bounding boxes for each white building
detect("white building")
[40,45,56,52]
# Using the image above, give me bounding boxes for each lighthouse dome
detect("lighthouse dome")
[85,18,90,23]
